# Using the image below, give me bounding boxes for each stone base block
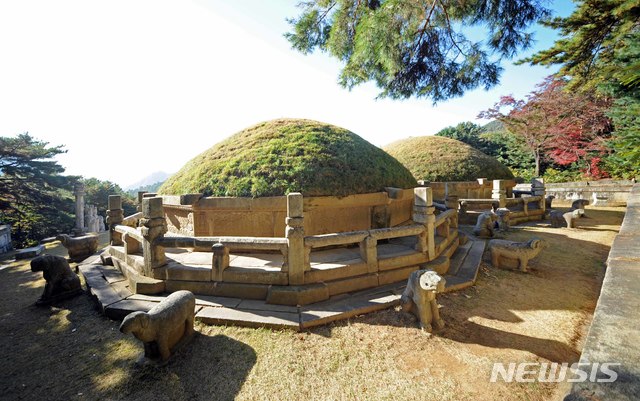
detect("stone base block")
[267,283,329,306]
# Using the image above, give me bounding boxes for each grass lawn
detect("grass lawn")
[0,207,624,401]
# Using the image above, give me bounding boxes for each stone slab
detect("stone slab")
[194,295,242,308]
[15,244,45,260]
[89,282,127,312]
[300,293,400,329]
[447,240,472,276]
[105,299,158,320]
[326,274,378,297]
[457,240,485,281]
[99,265,127,284]
[237,299,299,314]
[266,283,329,306]
[196,306,300,330]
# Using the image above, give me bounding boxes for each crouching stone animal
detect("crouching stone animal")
[550,209,582,228]
[30,255,83,306]
[400,270,446,333]
[489,239,543,272]
[571,199,590,216]
[56,234,98,262]
[473,212,498,238]
[120,290,196,362]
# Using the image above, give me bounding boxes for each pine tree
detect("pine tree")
[286,0,550,102]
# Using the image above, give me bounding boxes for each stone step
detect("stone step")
[443,240,485,293]
[446,240,473,276]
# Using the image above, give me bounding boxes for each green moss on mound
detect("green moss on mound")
[159,119,417,197]
[384,136,514,182]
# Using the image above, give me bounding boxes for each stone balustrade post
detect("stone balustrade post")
[73,183,86,236]
[106,195,124,246]
[360,236,378,273]
[286,192,305,285]
[531,177,546,218]
[477,178,488,198]
[413,187,436,260]
[212,243,230,281]
[137,191,147,212]
[445,194,459,210]
[492,180,507,208]
[140,197,167,276]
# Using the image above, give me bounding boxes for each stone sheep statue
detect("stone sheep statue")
[571,199,590,216]
[56,234,98,262]
[473,211,498,238]
[120,290,196,362]
[400,269,446,333]
[550,209,582,228]
[30,255,83,306]
[489,239,543,273]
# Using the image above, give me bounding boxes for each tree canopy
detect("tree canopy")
[0,134,74,247]
[286,0,550,102]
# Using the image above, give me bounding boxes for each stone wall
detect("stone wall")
[425,178,516,200]
[521,179,634,206]
[162,188,415,237]
[0,225,11,254]
[564,184,640,400]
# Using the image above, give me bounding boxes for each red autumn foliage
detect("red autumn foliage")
[479,76,613,177]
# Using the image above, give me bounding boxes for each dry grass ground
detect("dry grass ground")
[0,207,624,401]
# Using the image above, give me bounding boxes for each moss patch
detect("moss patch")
[384,136,514,182]
[159,119,417,197]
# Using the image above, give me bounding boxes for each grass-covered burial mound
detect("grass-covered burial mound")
[384,136,514,182]
[159,119,417,197]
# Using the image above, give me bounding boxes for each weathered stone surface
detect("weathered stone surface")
[266,283,329,306]
[194,295,242,308]
[15,244,45,260]
[326,274,378,297]
[196,306,300,330]
[30,255,83,306]
[489,239,543,273]
[106,299,158,320]
[400,270,445,332]
[120,290,196,362]
[57,234,98,262]
[236,299,299,314]
[300,292,400,329]
[473,212,497,238]
[214,282,269,300]
[99,265,127,284]
[378,266,418,286]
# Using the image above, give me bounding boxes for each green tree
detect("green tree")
[286,0,550,102]
[83,178,137,218]
[0,133,74,247]
[436,122,499,156]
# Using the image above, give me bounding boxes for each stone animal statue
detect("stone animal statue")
[56,234,98,262]
[571,199,590,216]
[549,209,582,228]
[473,212,498,238]
[120,290,196,362]
[545,195,555,210]
[30,255,82,306]
[400,269,446,333]
[489,239,543,273]
[495,208,511,231]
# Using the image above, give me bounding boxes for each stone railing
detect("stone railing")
[564,184,640,400]
[105,187,458,303]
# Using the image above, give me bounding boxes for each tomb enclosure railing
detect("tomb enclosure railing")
[105,187,458,293]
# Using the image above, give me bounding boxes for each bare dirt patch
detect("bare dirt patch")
[0,207,624,401]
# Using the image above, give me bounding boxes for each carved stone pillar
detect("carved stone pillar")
[73,183,86,236]
[492,180,507,208]
[106,195,124,246]
[286,192,305,285]
[413,187,436,260]
[140,197,167,276]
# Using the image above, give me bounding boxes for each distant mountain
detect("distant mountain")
[124,171,170,191]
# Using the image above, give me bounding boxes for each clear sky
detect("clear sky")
[0,0,574,188]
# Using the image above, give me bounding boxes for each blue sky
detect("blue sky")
[0,0,574,187]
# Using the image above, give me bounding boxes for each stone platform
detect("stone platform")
[80,239,485,331]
